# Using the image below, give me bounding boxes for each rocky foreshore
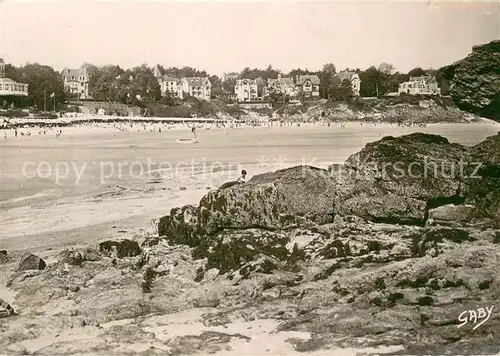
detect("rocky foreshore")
[1,130,499,355]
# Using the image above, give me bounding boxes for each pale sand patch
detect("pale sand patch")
[138,310,405,356]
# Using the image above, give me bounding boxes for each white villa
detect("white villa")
[160,76,182,98]
[180,77,212,101]
[62,65,90,99]
[235,79,258,102]
[0,58,29,97]
[398,75,441,95]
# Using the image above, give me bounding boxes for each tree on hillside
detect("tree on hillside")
[19,63,65,110]
[318,63,337,99]
[240,66,280,81]
[387,71,410,93]
[222,78,236,93]
[328,78,353,101]
[377,63,395,95]
[407,67,427,77]
[288,68,314,79]
[164,66,208,78]
[435,69,450,95]
[359,66,381,97]
[87,64,125,102]
[4,64,23,83]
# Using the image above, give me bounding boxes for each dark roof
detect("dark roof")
[62,66,88,81]
[162,76,180,83]
[336,71,360,82]
[182,77,211,86]
[296,75,320,85]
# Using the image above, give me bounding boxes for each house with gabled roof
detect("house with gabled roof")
[267,73,297,97]
[398,75,441,96]
[160,76,181,97]
[295,74,320,98]
[335,70,361,96]
[180,77,211,101]
[235,78,258,102]
[62,64,90,99]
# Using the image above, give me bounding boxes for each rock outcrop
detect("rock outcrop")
[333,133,471,225]
[17,252,46,271]
[440,40,500,122]
[158,165,336,246]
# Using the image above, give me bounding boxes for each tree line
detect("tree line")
[3,62,449,110]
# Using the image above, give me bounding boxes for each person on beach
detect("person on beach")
[237,170,247,183]
[218,169,247,190]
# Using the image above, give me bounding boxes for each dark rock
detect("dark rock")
[158,205,200,246]
[159,166,336,245]
[464,134,500,223]
[439,40,500,122]
[0,298,15,318]
[0,250,7,264]
[470,132,500,165]
[333,133,470,225]
[17,252,46,271]
[98,239,141,258]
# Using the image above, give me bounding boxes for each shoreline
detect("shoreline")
[1,116,498,140]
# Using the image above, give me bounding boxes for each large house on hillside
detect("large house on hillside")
[267,73,297,97]
[295,74,320,98]
[235,79,258,102]
[160,76,181,98]
[0,58,29,98]
[398,75,441,95]
[335,70,361,96]
[62,65,90,99]
[180,77,212,101]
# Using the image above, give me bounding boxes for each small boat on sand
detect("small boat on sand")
[176,138,199,144]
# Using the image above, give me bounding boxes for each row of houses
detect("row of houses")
[233,72,361,102]
[60,64,441,102]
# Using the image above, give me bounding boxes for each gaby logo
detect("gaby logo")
[457,305,495,330]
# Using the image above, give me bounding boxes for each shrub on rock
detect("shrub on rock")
[99,239,141,258]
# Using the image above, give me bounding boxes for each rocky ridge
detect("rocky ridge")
[440,40,500,122]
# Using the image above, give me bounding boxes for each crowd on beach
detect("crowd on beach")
[6,114,497,140]
[0,117,435,140]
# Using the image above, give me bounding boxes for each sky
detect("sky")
[0,0,498,76]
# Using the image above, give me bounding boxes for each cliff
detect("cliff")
[439,40,500,122]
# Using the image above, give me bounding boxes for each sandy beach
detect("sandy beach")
[2,119,499,248]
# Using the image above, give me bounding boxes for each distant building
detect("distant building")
[62,65,90,99]
[398,75,441,95]
[295,74,320,98]
[0,58,29,97]
[267,73,297,97]
[160,76,181,97]
[235,79,258,102]
[335,70,361,96]
[222,72,239,82]
[180,77,212,101]
[153,65,162,81]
